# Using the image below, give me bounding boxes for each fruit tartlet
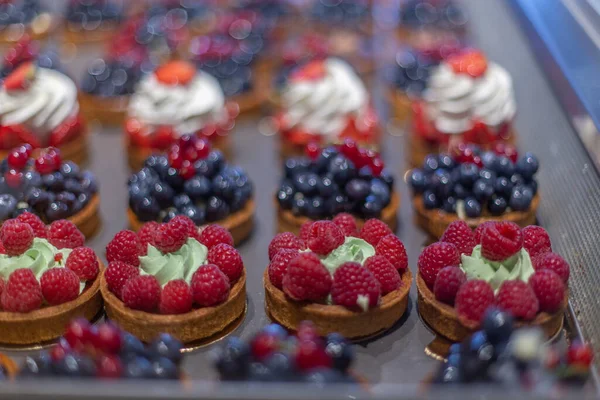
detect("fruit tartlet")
[215,321,361,384]
[125,61,239,170]
[101,219,247,343]
[0,0,57,44]
[398,0,468,44]
[409,50,516,167]
[274,58,379,158]
[63,0,124,44]
[0,216,103,345]
[19,319,186,380]
[417,221,569,342]
[127,135,254,244]
[276,140,396,234]
[0,146,100,238]
[432,309,592,386]
[308,0,372,34]
[409,145,538,238]
[265,217,411,339]
[0,49,88,164]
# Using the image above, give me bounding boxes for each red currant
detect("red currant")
[370,156,384,176]
[35,153,56,174]
[251,333,280,361]
[4,169,23,188]
[22,143,33,156]
[567,342,594,367]
[96,355,123,379]
[94,323,123,354]
[194,138,210,159]
[46,147,62,168]
[305,142,320,160]
[339,139,360,163]
[168,148,184,169]
[493,142,518,163]
[64,318,93,350]
[7,147,28,169]
[295,340,332,371]
[179,160,195,180]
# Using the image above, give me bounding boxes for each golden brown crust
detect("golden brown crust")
[264,268,412,339]
[101,269,247,343]
[412,194,539,239]
[388,89,414,123]
[0,261,104,346]
[416,272,566,342]
[127,198,255,246]
[78,92,129,126]
[276,192,399,235]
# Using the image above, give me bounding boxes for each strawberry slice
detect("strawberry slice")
[3,62,36,91]
[290,60,327,82]
[449,50,488,78]
[154,61,196,86]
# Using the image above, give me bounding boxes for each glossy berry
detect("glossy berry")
[433,266,466,305]
[567,342,594,367]
[480,221,523,261]
[198,224,234,249]
[532,252,570,283]
[122,275,161,312]
[375,234,408,270]
[190,264,230,307]
[1,268,43,313]
[455,280,495,326]
[268,248,299,290]
[306,221,344,255]
[268,232,304,260]
[66,247,99,281]
[105,261,139,300]
[251,333,280,361]
[282,252,332,301]
[440,221,476,256]
[40,267,79,305]
[482,308,514,345]
[496,280,539,321]
[364,255,401,295]
[360,219,392,247]
[522,225,552,259]
[332,213,358,237]
[529,270,565,313]
[106,230,142,267]
[94,323,123,355]
[418,242,461,289]
[159,279,193,315]
[0,219,33,256]
[207,244,243,283]
[15,212,47,238]
[331,262,380,311]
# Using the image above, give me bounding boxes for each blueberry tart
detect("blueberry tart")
[0,0,57,44]
[63,0,124,44]
[101,222,246,343]
[276,140,397,234]
[127,135,254,245]
[0,216,103,345]
[409,145,538,238]
[0,146,100,238]
[265,217,411,339]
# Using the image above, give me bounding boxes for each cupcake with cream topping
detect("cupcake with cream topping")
[125,60,238,170]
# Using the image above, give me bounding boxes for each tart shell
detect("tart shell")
[388,89,413,124]
[416,272,566,342]
[79,92,129,126]
[264,267,412,339]
[127,198,255,246]
[276,192,399,235]
[412,194,539,239]
[101,269,247,343]
[0,261,104,346]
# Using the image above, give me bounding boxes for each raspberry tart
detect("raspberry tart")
[276,140,397,234]
[264,217,411,339]
[127,135,254,244]
[63,0,124,45]
[125,60,238,170]
[0,216,103,345]
[0,0,58,44]
[409,146,539,238]
[274,58,380,158]
[101,220,247,343]
[0,146,100,238]
[417,221,568,342]
[409,50,516,167]
[0,42,88,164]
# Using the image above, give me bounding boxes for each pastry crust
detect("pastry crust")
[0,261,104,346]
[101,268,247,343]
[62,20,119,44]
[264,267,412,339]
[127,198,255,246]
[413,194,539,239]
[388,89,414,124]
[416,272,566,342]
[276,192,399,235]
[78,92,129,126]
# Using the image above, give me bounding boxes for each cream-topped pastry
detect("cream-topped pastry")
[423,51,516,135]
[280,57,369,139]
[128,61,229,135]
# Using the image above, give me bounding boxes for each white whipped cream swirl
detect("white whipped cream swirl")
[281,58,369,139]
[128,71,228,135]
[424,62,516,135]
[0,68,79,136]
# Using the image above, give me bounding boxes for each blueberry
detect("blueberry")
[480,151,497,170]
[473,179,494,202]
[478,168,496,183]
[438,153,455,170]
[294,172,319,196]
[80,171,98,194]
[423,190,438,209]
[409,169,428,193]
[25,188,50,213]
[305,196,326,219]
[194,159,215,178]
[162,208,178,223]
[509,185,533,211]
[422,154,439,173]
[151,182,175,208]
[262,323,288,339]
[370,179,391,206]
[151,357,179,380]
[145,155,170,178]
[358,166,374,180]
[469,331,488,352]
[181,205,205,225]
[482,308,514,345]
[64,178,84,195]
[248,362,274,382]
[292,194,307,216]
[304,368,345,385]
[515,153,539,180]
[458,163,479,188]
[20,353,52,378]
[22,170,41,189]
[164,167,184,191]
[325,334,353,372]
[0,194,17,220]
[215,337,251,380]
[528,179,538,196]
[205,196,230,221]
[464,197,482,218]
[494,176,513,199]
[452,183,468,199]
[207,150,225,173]
[317,175,337,198]
[123,357,153,379]
[431,169,453,198]
[184,176,211,201]
[442,196,457,213]
[326,194,349,215]
[43,172,65,192]
[173,193,192,210]
[345,179,370,201]
[264,353,296,381]
[131,167,157,186]
[435,365,461,384]
[134,196,161,222]
[510,173,525,187]
[53,354,96,377]
[360,195,384,218]
[121,333,147,361]
[315,146,339,173]
[379,168,395,188]
[494,156,515,178]
[277,181,295,209]
[447,353,461,367]
[128,182,150,208]
[56,191,77,208]
[60,161,80,179]
[284,157,311,179]
[328,155,356,186]
[149,333,183,364]
[46,202,70,221]
[488,195,507,215]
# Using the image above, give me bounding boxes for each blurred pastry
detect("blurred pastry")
[0,0,57,45]
[63,0,124,44]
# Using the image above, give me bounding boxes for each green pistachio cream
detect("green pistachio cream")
[460,244,535,293]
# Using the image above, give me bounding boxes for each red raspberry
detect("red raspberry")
[159,279,193,314]
[40,267,80,305]
[522,226,552,259]
[268,232,305,260]
[251,332,280,361]
[191,264,231,306]
[282,252,332,301]
[440,221,476,255]
[198,225,233,249]
[496,280,539,320]
[299,221,312,243]
[533,252,570,283]
[153,221,188,253]
[137,221,158,256]
[170,215,197,236]
[364,255,401,295]
[207,243,244,283]
[455,280,494,325]
[480,221,523,261]
[1,269,43,312]
[16,212,47,238]
[106,230,142,267]
[104,261,139,299]
[306,221,344,255]
[66,247,99,281]
[529,270,565,313]
[360,219,392,247]
[121,275,161,312]
[331,262,381,311]
[375,234,408,270]
[433,266,466,304]
[0,219,33,256]
[268,248,300,289]
[0,277,4,298]
[418,242,461,289]
[0,241,5,254]
[473,221,496,244]
[47,220,84,249]
[332,213,359,237]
